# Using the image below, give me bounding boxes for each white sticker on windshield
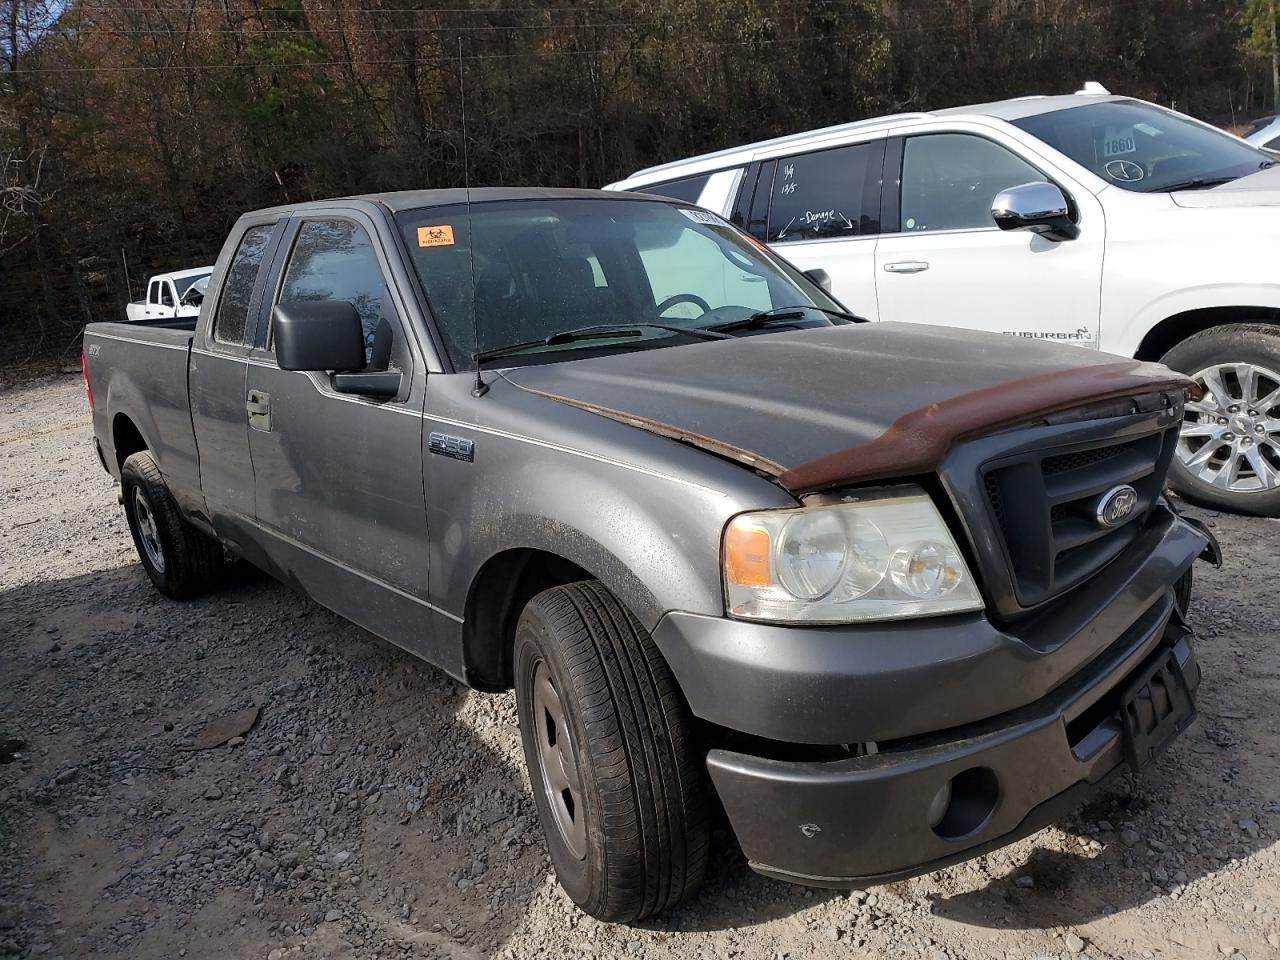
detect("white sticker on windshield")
[1133,122,1162,137]
[678,207,722,225]
[1102,126,1138,157]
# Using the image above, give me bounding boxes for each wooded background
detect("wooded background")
[2,0,1278,366]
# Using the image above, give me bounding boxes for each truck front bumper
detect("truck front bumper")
[710,612,1196,885]
[651,507,1206,886]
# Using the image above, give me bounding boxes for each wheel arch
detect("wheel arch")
[461,547,596,692]
[111,412,149,471]
[1134,307,1280,362]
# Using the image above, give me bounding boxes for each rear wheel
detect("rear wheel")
[121,451,223,599]
[1161,324,1280,516]
[513,580,709,922]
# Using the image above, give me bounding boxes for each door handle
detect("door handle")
[246,390,271,432]
[883,260,930,274]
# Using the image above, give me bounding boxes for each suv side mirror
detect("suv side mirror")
[803,268,833,293]
[274,301,367,372]
[991,181,1080,242]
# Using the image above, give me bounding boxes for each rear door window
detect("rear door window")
[766,142,882,243]
[213,224,275,345]
[159,283,174,307]
[899,133,1043,233]
[147,280,160,305]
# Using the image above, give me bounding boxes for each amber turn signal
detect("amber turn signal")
[724,518,772,587]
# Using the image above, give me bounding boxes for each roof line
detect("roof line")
[625,112,931,180]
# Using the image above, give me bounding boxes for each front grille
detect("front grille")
[978,418,1180,611]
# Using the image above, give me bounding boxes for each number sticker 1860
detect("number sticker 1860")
[1104,135,1136,156]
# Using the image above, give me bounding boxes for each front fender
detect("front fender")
[1111,283,1280,358]
[424,376,796,631]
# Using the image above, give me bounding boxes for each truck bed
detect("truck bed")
[120,315,199,332]
[83,321,200,497]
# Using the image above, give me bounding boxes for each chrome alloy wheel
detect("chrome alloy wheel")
[530,659,587,860]
[1178,362,1280,493]
[132,486,166,573]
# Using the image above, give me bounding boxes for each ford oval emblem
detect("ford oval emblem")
[1095,484,1139,528]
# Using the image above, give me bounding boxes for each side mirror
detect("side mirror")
[182,289,203,306]
[803,268,833,293]
[274,300,366,372]
[991,181,1080,241]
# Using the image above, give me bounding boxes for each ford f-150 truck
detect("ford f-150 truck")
[83,188,1216,922]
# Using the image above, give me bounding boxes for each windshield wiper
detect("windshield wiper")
[707,304,865,335]
[1152,175,1240,193]
[475,322,730,363]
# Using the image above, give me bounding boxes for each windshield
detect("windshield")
[172,271,209,296]
[395,198,839,368]
[1013,99,1273,192]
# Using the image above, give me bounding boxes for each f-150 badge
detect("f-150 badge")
[429,432,474,462]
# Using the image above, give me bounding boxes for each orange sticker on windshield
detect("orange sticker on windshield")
[417,225,455,247]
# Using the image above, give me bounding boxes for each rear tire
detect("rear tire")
[121,451,223,599]
[1161,323,1280,517]
[513,580,709,922]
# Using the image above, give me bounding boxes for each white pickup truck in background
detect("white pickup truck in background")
[125,267,213,322]
[606,90,1280,516]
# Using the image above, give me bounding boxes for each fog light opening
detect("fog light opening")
[929,767,1000,841]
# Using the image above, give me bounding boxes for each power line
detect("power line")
[11,28,896,73]
[82,20,663,35]
[70,0,868,12]
[16,1,1167,75]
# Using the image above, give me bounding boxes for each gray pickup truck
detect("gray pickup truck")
[83,188,1215,922]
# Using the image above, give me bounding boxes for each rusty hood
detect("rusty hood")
[499,323,1193,495]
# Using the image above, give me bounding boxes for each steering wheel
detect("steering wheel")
[654,293,712,319]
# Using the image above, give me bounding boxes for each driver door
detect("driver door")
[244,211,436,656]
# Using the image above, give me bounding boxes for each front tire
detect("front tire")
[1161,323,1280,516]
[121,451,223,599]
[513,581,709,922]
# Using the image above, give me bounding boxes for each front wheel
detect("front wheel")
[513,581,709,922]
[1161,323,1280,516]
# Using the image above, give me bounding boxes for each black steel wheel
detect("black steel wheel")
[121,451,223,599]
[513,580,709,922]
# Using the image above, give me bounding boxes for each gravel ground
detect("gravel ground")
[2,373,1278,960]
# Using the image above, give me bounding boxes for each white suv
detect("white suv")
[606,92,1280,516]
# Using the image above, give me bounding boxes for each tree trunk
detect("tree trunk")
[1272,0,1278,111]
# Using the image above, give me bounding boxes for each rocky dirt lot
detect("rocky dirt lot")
[2,373,1278,960]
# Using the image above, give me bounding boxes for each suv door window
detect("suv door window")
[159,282,174,307]
[277,219,389,365]
[899,133,1043,233]
[147,280,160,305]
[766,142,880,243]
[213,224,275,345]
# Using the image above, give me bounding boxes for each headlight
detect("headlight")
[722,487,983,623]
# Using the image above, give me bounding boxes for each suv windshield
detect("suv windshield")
[1013,99,1273,193]
[395,198,840,368]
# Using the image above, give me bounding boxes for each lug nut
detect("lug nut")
[1243,437,1253,446]
[1228,405,1240,413]
[1218,417,1229,425]
[1224,433,1235,441]
[1258,424,1268,435]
